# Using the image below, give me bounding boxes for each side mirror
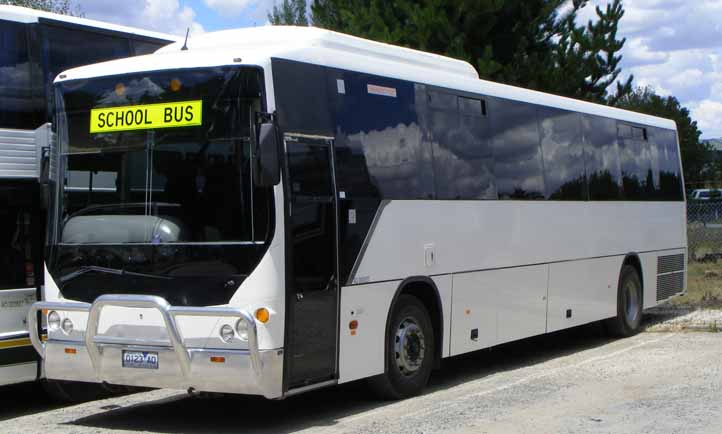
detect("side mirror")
[253,123,280,187]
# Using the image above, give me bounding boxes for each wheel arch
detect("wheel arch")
[386,276,444,369]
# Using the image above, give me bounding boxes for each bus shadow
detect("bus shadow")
[0,382,60,421]
[66,320,639,434]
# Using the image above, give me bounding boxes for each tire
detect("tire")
[606,264,644,337]
[369,294,435,400]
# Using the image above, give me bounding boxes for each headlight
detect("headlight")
[61,318,74,334]
[48,311,61,331]
[235,318,249,341]
[219,324,234,343]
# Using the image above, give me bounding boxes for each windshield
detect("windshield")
[54,67,269,245]
[48,66,274,306]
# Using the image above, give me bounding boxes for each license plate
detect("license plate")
[122,350,159,369]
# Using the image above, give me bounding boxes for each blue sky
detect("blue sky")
[78,0,722,139]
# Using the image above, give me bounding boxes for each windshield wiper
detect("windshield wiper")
[60,266,172,284]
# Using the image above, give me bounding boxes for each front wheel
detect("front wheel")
[606,264,643,337]
[369,294,435,400]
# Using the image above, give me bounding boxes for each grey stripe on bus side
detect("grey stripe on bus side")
[346,199,390,286]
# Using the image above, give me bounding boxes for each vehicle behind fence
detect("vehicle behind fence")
[688,200,722,262]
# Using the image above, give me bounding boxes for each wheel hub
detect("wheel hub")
[394,317,426,376]
[624,280,640,324]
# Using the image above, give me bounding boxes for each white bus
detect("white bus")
[0,5,174,391]
[29,26,687,400]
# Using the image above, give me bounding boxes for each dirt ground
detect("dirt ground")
[1,325,721,434]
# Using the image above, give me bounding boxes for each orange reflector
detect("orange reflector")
[64,348,77,355]
[255,308,270,323]
[42,309,48,316]
[170,78,182,92]
[350,330,357,336]
[210,356,225,363]
[349,320,358,330]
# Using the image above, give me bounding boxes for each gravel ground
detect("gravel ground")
[1,324,722,434]
[646,306,722,331]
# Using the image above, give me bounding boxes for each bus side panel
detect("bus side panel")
[547,256,621,333]
[337,281,398,384]
[449,265,547,357]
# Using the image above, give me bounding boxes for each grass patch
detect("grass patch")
[669,262,722,308]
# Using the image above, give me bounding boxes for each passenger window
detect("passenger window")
[651,127,684,201]
[332,73,434,199]
[583,115,623,200]
[425,90,496,200]
[489,98,545,200]
[538,107,586,200]
[618,122,658,200]
[0,20,38,129]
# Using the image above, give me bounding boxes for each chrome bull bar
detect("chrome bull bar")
[27,294,262,380]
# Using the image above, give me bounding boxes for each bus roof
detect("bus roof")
[56,26,677,130]
[0,5,178,42]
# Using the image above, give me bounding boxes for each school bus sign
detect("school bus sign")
[89,100,202,133]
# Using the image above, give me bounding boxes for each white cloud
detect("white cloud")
[691,100,722,139]
[580,0,722,139]
[203,0,273,18]
[81,0,204,36]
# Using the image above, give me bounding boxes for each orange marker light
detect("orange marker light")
[210,356,225,363]
[64,348,77,355]
[349,320,358,330]
[255,308,270,323]
[170,78,182,92]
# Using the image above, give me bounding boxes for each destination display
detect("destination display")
[89,100,202,133]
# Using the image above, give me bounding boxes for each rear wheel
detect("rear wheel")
[370,294,435,400]
[606,264,643,337]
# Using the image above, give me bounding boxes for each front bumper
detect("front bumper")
[28,295,283,398]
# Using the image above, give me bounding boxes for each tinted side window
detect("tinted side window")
[538,107,586,200]
[424,90,495,200]
[132,39,166,55]
[41,24,132,121]
[619,122,658,200]
[0,20,38,129]
[583,115,623,200]
[272,59,334,136]
[333,72,433,199]
[490,98,544,199]
[652,127,684,201]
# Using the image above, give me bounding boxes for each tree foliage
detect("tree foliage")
[268,0,309,26]
[616,86,718,187]
[1,0,83,16]
[309,0,631,103]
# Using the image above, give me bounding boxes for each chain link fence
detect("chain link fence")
[688,201,722,262]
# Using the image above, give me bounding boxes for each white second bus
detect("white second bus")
[29,26,687,399]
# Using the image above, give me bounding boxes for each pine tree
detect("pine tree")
[268,0,309,26]
[309,0,632,104]
[617,86,718,187]
[0,0,83,16]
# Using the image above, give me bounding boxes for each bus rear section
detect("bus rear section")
[30,65,288,398]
